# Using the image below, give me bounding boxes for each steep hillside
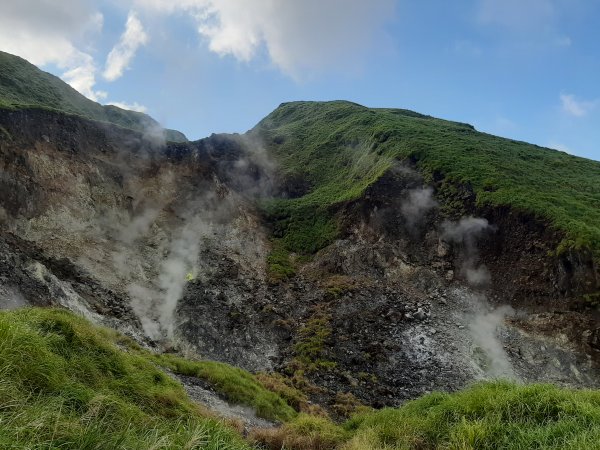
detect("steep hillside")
[254,101,600,263]
[0,51,187,142]
[0,308,251,449]
[2,103,599,406]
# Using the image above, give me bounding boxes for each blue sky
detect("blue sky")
[1,0,599,161]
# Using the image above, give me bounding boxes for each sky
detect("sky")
[0,0,599,161]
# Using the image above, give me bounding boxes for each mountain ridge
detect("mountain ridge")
[254,100,600,265]
[0,50,187,142]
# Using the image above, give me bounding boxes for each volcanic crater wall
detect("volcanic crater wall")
[0,108,599,412]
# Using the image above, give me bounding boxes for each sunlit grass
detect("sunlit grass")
[0,307,251,449]
[254,101,600,262]
[252,381,600,450]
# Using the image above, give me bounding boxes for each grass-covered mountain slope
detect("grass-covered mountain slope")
[3,307,600,450]
[0,308,253,449]
[254,101,600,260]
[0,307,305,449]
[0,51,187,142]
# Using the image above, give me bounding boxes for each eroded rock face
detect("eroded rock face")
[1,108,599,412]
[0,109,273,341]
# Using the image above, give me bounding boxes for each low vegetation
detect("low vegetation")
[291,308,337,372]
[250,414,350,450]
[342,381,600,449]
[151,353,297,422]
[0,307,250,449]
[254,101,600,262]
[253,381,600,450]
[266,239,298,282]
[256,372,327,416]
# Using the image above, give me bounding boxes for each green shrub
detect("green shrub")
[267,239,297,281]
[292,309,337,372]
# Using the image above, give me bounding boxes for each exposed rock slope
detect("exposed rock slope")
[1,102,599,415]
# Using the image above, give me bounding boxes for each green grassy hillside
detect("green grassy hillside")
[0,51,187,142]
[254,101,600,260]
[0,308,260,449]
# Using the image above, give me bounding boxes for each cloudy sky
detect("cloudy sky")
[1,0,599,160]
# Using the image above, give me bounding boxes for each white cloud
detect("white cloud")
[560,94,597,117]
[107,101,148,113]
[135,0,395,79]
[548,141,571,152]
[477,0,556,31]
[104,11,149,81]
[62,53,107,101]
[0,0,106,101]
[476,0,574,48]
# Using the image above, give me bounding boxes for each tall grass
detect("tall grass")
[253,381,600,450]
[152,353,298,422]
[342,381,600,449]
[2,308,600,449]
[0,308,250,449]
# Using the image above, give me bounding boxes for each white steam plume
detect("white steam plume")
[125,208,214,341]
[468,300,516,379]
[442,217,491,249]
[442,217,495,287]
[118,207,160,244]
[128,283,161,339]
[400,187,438,227]
[156,218,208,339]
[465,266,491,286]
[0,285,27,310]
[445,218,517,378]
[105,134,275,344]
[141,122,168,148]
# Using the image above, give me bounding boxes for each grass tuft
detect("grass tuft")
[251,381,600,449]
[152,353,298,422]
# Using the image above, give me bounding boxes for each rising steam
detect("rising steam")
[0,285,27,310]
[443,217,517,378]
[124,197,221,342]
[468,301,516,379]
[156,217,208,339]
[442,217,495,287]
[110,135,276,344]
[400,187,438,228]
